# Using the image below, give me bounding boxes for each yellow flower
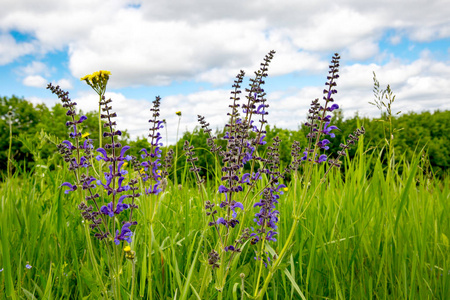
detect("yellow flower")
[175,111,182,116]
[140,168,145,174]
[80,70,111,96]
[283,187,288,192]
[98,70,111,78]
[123,162,128,168]
[123,245,131,252]
[81,132,90,138]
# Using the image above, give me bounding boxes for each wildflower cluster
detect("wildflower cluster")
[189,51,280,274]
[80,70,111,96]
[251,54,365,299]
[140,96,171,195]
[185,51,366,297]
[48,52,366,298]
[47,82,138,246]
[302,53,341,165]
[251,136,285,246]
[96,95,139,244]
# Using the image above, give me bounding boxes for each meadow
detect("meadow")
[0,53,449,299]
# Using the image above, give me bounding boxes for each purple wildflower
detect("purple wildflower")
[327,103,339,111]
[230,201,244,218]
[318,154,327,163]
[100,196,129,217]
[61,182,77,194]
[323,122,339,138]
[114,222,133,245]
[317,139,331,150]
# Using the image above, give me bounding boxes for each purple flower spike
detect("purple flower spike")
[61,182,77,194]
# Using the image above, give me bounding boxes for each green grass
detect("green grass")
[0,146,449,299]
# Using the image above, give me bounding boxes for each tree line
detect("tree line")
[1,95,449,179]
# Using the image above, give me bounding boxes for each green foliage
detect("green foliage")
[0,96,42,172]
[1,95,449,179]
[1,147,449,299]
[0,96,130,177]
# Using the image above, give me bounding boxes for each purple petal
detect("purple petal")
[218,185,228,193]
[231,201,244,211]
[96,148,109,161]
[119,146,130,158]
[318,154,327,163]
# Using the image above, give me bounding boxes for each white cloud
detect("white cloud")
[23,75,47,87]
[2,0,450,139]
[2,0,450,87]
[55,78,73,90]
[22,73,72,89]
[27,52,450,147]
[0,33,36,65]
[18,61,49,76]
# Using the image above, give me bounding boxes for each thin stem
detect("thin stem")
[114,245,121,300]
[253,237,266,297]
[131,259,136,299]
[174,115,181,186]
[84,223,109,299]
[7,113,12,178]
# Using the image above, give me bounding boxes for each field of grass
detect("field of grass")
[1,55,449,299]
[1,141,449,299]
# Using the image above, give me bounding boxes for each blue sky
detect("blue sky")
[1,0,449,142]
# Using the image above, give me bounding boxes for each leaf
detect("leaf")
[1,213,16,299]
[394,155,419,231]
[21,288,38,300]
[442,233,449,247]
[283,268,306,300]
[232,282,240,300]
[180,232,203,300]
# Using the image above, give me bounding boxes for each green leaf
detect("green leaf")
[283,268,306,300]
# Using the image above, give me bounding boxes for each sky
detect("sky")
[1,0,450,143]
